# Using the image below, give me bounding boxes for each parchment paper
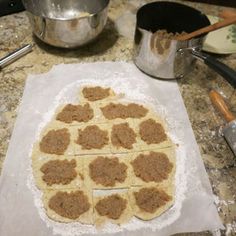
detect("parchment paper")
[0,62,224,236]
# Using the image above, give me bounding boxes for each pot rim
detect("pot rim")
[136,1,210,40]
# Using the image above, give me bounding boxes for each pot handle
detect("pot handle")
[192,48,236,88]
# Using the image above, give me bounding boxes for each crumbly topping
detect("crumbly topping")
[139,119,167,144]
[95,194,127,219]
[56,103,94,123]
[101,103,148,120]
[151,30,187,55]
[82,86,110,101]
[76,125,109,150]
[89,156,127,186]
[39,128,70,155]
[49,190,90,219]
[111,123,136,149]
[131,151,173,182]
[134,187,172,213]
[40,159,77,186]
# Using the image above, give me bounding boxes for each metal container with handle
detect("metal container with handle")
[133,1,236,88]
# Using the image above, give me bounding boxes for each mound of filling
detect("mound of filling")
[56,103,94,123]
[101,103,148,120]
[131,151,173,182]
[151,30,187,54]
[76,125,109,149]
[40,159,77,186]
[49,190,90,219]
[89,156,127,186]
[39,128,70,155]
[134,187,172,213]
[139,119,167,144]
[111,123,136,149]
[82,86,110,101]
[95,194,127,219]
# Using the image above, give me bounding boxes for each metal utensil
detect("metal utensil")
[209,90,236,156]
[0,44,33,69]
[22,0,109,48]
[133,1,236,88]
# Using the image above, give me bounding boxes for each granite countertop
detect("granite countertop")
[0,0,235,235]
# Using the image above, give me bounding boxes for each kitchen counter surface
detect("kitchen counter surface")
[0,0,235,235]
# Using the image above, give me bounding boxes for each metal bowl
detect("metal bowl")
[22,0,110,48]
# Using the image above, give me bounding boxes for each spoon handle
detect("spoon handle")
[176,16,236,41]
[219,9,236,19]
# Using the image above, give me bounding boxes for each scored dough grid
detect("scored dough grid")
[32,86,176,226]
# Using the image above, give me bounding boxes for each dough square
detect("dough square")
[71,123,111,155]
[51,103,99,127]
[32,155,84,190]
[98,101,152,124]
[93,190,133,226]
[83,154,132,189]
[78,86,117,104]
[109,121,141,154]
[133,116,173,151]
[128,183,174,221]
[43,188,93,224]
[36,123,75,156]
[130,148,176,187]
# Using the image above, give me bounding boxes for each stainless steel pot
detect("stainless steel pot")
[134,2,236,88]
[22,0,109,48]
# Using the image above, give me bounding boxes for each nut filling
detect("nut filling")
[134,187,172,213]
[101,103,148,120]
[111,123,136,149]
[139,119,167,144]
[49,191,90,219]
[82,86,110,101]
[76,125,109,149]
[56,103,94,123]
[40,128,70,155]
[89,156,127,186]
[40,159,77,186]
[95,194,127,219]
[131,152,173,182]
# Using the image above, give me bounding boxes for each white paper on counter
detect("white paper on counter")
[0,62,224,236]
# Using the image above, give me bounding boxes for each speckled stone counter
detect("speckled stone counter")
[0,0,235,235]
